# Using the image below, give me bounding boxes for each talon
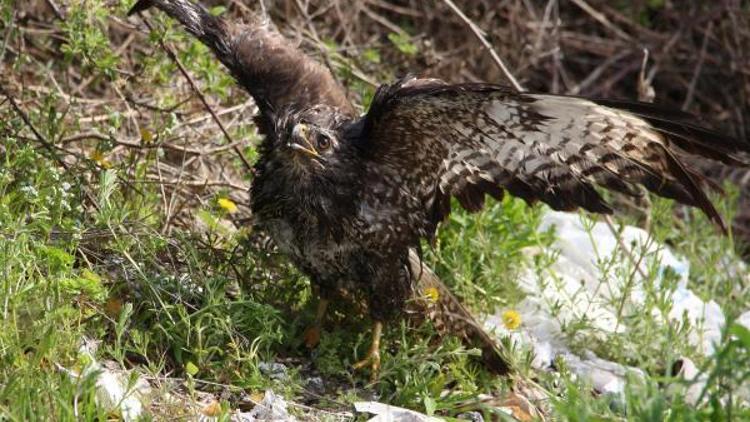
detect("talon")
[352,321,383,381]
[352,349,381,379]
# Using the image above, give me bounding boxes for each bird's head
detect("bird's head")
[273,105,355,178]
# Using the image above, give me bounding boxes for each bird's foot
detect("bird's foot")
[352,321,383,381]
[352,349,380,382]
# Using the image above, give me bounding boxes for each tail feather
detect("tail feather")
[407,250,510,374]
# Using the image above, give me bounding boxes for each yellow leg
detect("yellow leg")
[352,321,383,380]
[303,298,329,348]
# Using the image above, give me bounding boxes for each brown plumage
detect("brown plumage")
[129,0,354,128]
[129,0,750,376]
[406,250,509,373]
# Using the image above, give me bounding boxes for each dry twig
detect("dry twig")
[440,0,524,92]
[139,19,253,171]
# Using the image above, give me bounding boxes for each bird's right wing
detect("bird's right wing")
[128,0,354,119]
[358,78,750,236]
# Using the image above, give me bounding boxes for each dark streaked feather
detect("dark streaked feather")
[592,98,750,165]
[359,77,750,235]
[128,0,354,119]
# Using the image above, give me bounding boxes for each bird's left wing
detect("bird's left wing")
[357,78,750,236]
[128,0,354,119]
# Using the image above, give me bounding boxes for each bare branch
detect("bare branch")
[440,0,524,92]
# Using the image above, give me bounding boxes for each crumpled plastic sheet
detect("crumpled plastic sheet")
[737,310,750,331]
[233,390,296,422]
[354,401,443,422]
[58,339,151,421]
[484,211,729,397]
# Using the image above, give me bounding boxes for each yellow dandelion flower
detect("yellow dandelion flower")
[217,197,238,213]
[502,309,521,330]
[424,286,440,303]
[90,150,112,169]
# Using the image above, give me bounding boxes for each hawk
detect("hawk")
[129,0,750,377]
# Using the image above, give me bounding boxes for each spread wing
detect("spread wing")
[359,78,750,236]
[128,0,354,122]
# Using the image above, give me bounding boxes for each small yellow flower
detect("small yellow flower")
[424,286,440,303]
[90,150,112,169]
[140,128,154,144]
[502,309,522,330]
[217,197,238,213]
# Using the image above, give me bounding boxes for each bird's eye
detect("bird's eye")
[316,135,331,151]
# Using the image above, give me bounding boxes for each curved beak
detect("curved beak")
[289,124,321,159]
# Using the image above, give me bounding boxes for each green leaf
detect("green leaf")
[60,270,106,301]
[209,6,226,16]
[362,48,381,64]
[185,361,199,377]
[41,246,75,272]
[387,32,418,56]
[422,394,437,416]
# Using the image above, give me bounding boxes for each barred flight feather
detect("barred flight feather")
[362,78,750,235]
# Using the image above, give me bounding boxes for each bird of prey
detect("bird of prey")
[128,0,750,377]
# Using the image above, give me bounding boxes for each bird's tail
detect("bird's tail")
[407,250,510,374]
[128,0,235,72]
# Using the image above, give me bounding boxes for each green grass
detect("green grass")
[2,1,750,420]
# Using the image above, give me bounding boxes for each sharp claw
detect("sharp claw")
[352,321,383,381]
[352,350,381,381]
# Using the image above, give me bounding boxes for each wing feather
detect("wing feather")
[359,78,750,236]
[128,0,354,118]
